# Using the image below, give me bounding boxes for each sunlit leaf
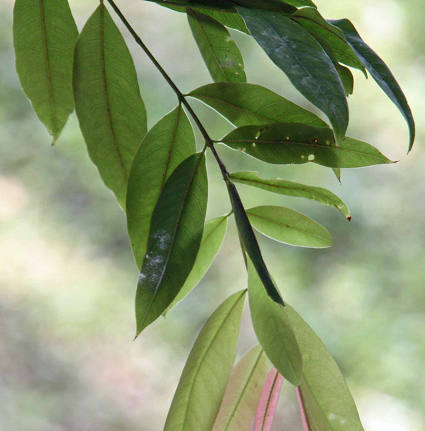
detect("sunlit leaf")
[13,0,78,142]
[221,123,392,168]
[330,18,415,152]
[248,260,302,386]
[230,171,351,219]
[74,4,147,207]
[212,345,270,431]
[165,290,246,431]
[189,83,328,128]
[238,7,348,143]
[166,215,228,313]
[136,153,208,335]
[287,305,365,431]
[187,9,246,83]
[127,106,195,267]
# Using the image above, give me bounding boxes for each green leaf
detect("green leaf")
[227,181,283,305]
[13,0,78,142]
[221,123,392,168]
[248,260,302,386]
[187,9,246,83]
[189,83,328,128]
[287,306,364,431]
[247,206,332,248]
[212,345,270,431]
[165,290,246,431]
[165,215,228,313]
[292,8,366,75]
[73,4,147,207]
[330,18,415,152]
[336,64,354,97]
[230,171,351,219]
[135,153,208,335]
[127,106,196,267]
[237,7,348,143]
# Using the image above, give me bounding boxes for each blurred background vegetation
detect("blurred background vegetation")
[0,0,424,430]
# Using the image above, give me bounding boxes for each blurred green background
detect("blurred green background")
[0,0,424,430]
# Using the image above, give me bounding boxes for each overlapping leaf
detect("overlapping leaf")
[127,106,195,267]
[74,4,147,207]
[287,305,364,431]
[221,123,392,168]
[238,7,348,143]
[135,153,208,335]
[13,0,78,142]
[165,290,246,431]
[187,9,246,83]
[247,206,332,248]
[248,261,302,386]
[230,171,351,219]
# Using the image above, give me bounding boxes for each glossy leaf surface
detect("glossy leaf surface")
[127,106,195,267]
[165,290,246,431]
[74,4,147,207]
[330,18,415,151]
[136,153,208,335]
[247,206,332,248]
[222,123,392,168]
[166,215,228,313]
[238,7,348,143]
[227,181,283,305]
[13,0,78,142]
[287,306,364,431]
[230,171,350,219]
[189,83,327,128]
[188,9,246,83]
[248,261,302,385]
[212,345,270,431]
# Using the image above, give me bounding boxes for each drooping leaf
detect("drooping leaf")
[189,83,328,128]
[221,123,392,168]
[237,7,348,143]
[187,9,246,83]
[330,18,415,152]
[13,0,78,142]
[165,290,246,431]
[246,206,332,248]
[248,260,302,386]
[292,8,366,75]
[253,368,284,431]
[165,215,228,313]
[135,153,208,335]
[230,171,351,219]
[287,305,364,431]
[212,345,270,431]
[127,106,195,267]
[74,4,147,207]
[227,181,283,305]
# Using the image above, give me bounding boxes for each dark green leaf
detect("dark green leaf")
[221,123,392,168]
[247,206,332,248]
[230,171,351,219]
[74,4,147,207]
[287,305,364,431]
[248,261,302,386]
[238,7,348,143]
[135,153,208,335]
[13,0,78,142]
[212,345,270,431]
[165,290,246,431]
[127,106,195,267]
[165,215,228,313]
[336,64,354,96]
[330,18,415,152]
[189,83,327,128]
[187,9,246,83]
[226,181,283,305]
